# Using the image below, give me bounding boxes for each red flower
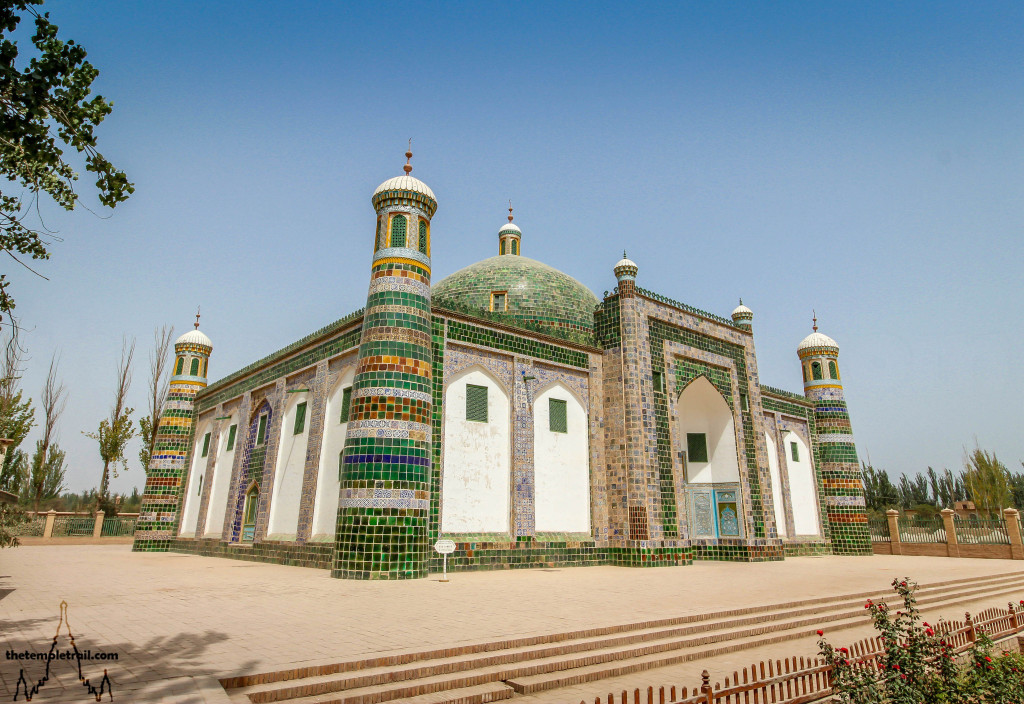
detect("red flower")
[816,630,823,636]
[985,656,992,662]
[839,647,848,653]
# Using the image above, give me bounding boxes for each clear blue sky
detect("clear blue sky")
[7,1,1022,496]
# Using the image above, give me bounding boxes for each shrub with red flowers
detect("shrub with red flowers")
[817,578,1024,703]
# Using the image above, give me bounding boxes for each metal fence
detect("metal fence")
[898,516,946,543]
[51,515,96,537]
[867,518,890,542]
[955,517,1010,545]
[100,516,137,537]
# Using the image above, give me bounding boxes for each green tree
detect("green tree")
[21,437,63,509]
[963,445,1012,518]
[138,325,173,472]
[84,338,134,508]
[0,500,26,547]
[0,0,133,328]
[0,340,32,492]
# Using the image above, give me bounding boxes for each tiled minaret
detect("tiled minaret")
[332,147,437,579]
[798,314,871,555]
[731,299,753,331]
[133,312,212,552]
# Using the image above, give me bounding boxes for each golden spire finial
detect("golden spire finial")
[194,306,201,330]
[812,310,818,332]
[404,139,413,175]
[508,199,513,223]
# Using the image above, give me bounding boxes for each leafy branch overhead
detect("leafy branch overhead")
[0,0,133,320]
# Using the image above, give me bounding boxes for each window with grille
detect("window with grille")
[812,362,822,380]
[226,424,237,451]
[512,240,519,255]
[293,402,307,434]
[339,387,352,423]
[500,240,506,255]
[418,220,428,254]
[375,217,382,250]
[197,474,203,496]
[687,433,708,463]
[491,292,507,312]
[790,441,799,462]
[201,432,210,457]
[390,215,407,247]
[652,371,663,393]
[466,384,488,422]
[829,361,839,380]
[190,358,200,376]
[256,414,268,445]
[175,357,184,375]
[549,398,568,433]
[740,393,748,411]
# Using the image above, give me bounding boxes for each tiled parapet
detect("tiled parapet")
[134,329,212,552]
[798,330,871,556]
[333,173,436,580]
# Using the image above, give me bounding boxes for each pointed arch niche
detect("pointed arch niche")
[266,390,311,539]
[311,367,355,540]
[764,431,788,538]
[676,375,740,485]
[179,418,213,537]
[204,413,238,538]
[533,381,590,533]
[440,365,511,534]
[783,431,820,536]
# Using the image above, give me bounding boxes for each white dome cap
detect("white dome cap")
[372,174,436,202]
[732,302,753,317]
[615,252,637,271]
[176,328,212,349]
[798,331,839,354]
[499,222,521,235]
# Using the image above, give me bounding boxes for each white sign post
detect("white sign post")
[434,539,455,582]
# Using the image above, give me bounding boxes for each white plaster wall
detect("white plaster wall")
[677,376,740,484]
[311,370,354,539]
[267,392,310,537]
[765,432,788,538]
[441,368,510,533]
[783,432,820,536]
[203,415,237,537]
[179,420,212,537]
[533,384,590,533]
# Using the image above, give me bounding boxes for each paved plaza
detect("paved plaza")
[2,545,1023,703]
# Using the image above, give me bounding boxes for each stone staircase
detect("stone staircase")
[220,570,1024,704]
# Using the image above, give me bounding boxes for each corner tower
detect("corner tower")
[798,315,871,556]
[731,300,753,331]
[333,148,437,579]
[133,314,212,552]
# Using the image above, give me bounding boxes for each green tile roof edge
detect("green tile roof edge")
[200,307,366,398]
[760,384,813,404]
[634,286,742,329]
[432,298,601,351]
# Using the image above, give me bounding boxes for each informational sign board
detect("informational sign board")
[434,539,456,581]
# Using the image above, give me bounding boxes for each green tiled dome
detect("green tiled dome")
[433,256,599,334]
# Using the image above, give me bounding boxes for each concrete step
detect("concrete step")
[221,571,1024,704]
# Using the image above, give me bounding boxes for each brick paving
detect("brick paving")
[1,546,1023,703]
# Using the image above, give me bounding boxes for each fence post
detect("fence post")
[93,510,104,539]
[700,670,712,704]
[965,613,976,644]
[43,509,56,539]
[1004,508,1023,560]
[941,508,959,558]
[886,510,901,555]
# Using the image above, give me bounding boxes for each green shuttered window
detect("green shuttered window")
[390,215,406,248]
[812,361,823,380]
[790,441,799,462]
[293,402,307,435]
[190,358,200,376]
[687,433,708,463]
[256,414,268,445]
[466,384,488,422]
[340,387,352,423]
[549,398,567,433]
[175,357,184,375]
[226,424,237,451]
[418,220,428,254]
[829,361,839,380]
[200,432,210,457]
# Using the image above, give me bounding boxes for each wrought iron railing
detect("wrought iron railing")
[100,516,137,537]
[897,516,946,543]
[51,515,95,537]
[868,517,890,542]
[954,517,1010,545]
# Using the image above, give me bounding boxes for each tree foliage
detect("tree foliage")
[83,337,134,506]
[0,0,133,325]
[963,446,1012,518]
[0,338,31,492]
